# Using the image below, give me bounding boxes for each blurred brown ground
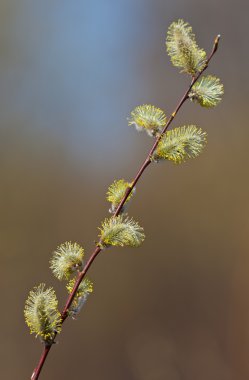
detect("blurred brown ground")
[1,0,249,379]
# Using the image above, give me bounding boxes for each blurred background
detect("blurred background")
[1,0,248,379]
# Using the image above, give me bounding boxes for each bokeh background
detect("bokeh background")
[1,0,248,379]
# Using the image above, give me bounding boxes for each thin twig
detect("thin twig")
[30,34,220,380]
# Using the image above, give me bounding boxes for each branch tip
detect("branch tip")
[213,34,221,52]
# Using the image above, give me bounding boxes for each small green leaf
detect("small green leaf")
[50,242,84,280]
[24,284,61,343]
[166,19,206,75]
[98,214,145,248]
[128,104,167,137]
[189,75,224,108]
[152,125,207,164]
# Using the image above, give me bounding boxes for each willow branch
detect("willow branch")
[30,34,220,380]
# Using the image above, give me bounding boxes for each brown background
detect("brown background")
[1,0,249,379]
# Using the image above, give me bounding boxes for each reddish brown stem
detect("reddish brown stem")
[31,345,51,380]
[30,35,220,380]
